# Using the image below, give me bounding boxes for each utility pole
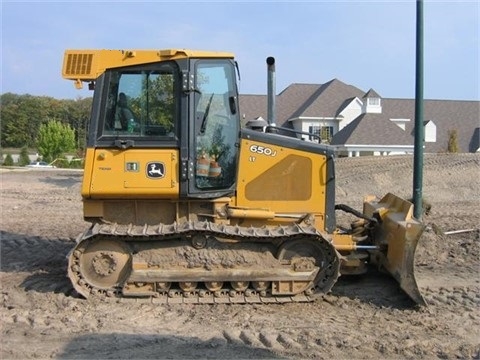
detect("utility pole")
[413,0,425,220]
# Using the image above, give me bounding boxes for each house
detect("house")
[239,79,480,156]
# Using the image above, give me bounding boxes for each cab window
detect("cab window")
[194,60,239,190]
[101,64,177,138]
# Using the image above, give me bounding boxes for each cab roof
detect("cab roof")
[62,49,235,87]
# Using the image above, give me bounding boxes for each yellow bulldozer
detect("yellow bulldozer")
[62,49,425,305]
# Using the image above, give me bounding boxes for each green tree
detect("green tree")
[60,97,92,151]
[18,146,31,166]
[1,94,52,148]
[447,129,459,153]
[1,93,91,151]
[37,120,76,163]
[3,154,14,166]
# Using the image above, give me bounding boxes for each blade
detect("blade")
[364,193,427,306]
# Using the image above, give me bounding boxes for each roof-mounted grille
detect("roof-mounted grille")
[65,53,93,76]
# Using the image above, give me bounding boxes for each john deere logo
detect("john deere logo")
[146,162,165,179]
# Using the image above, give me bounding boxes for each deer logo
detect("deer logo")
[146,162,165,179]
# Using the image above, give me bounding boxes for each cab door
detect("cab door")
[188,59,240,198]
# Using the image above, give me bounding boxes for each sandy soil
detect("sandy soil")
[1,153,479,359]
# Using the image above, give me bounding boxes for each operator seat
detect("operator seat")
[115,92,136,130]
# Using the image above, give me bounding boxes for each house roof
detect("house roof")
[277,83,323,123]
[383,98,480,152]
[362,88,381,99]
[239,94,267,126]
[292,79,365,119]
[330,113,413,146]
[239,79,365,126]
[239,83,321,127]
[239,79,480,153]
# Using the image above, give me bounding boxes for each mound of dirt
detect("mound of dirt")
[1,154,479,359]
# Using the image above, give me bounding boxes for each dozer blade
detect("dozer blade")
[363,193,427,306]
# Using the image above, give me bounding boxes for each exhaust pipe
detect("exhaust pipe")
[266,56,276,127]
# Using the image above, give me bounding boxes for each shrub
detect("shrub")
[447,129,459,153]
[54,157,70,169]
[3,153,14,166]
[18,146,31,166]
[69,158,84,169]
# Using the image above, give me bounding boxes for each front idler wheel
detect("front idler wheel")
[68,238,131,298]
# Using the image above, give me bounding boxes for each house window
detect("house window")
[308,125,321,141]
[308,126,333,142]
[368,97,380,106]
[321,126,333,142]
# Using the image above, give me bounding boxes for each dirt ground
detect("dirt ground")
[1,153,479,359]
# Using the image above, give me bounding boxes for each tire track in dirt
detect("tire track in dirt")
[1,232,72,272]
[0,232,75,295]
[222,329,303,354]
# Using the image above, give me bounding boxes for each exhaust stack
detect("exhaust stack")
[266,56,276,127]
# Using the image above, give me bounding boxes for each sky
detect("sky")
[1,1,479,101]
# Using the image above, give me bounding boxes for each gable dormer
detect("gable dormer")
[361,88,382,114]
[424,120,437,143]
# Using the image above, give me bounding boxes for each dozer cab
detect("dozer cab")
[62,49,425,305]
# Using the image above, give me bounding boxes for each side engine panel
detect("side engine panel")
[235,130,336,232]
[82,148,180,199]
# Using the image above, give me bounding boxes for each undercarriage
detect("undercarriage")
[68,221,341,304]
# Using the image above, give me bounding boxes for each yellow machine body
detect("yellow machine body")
[63,49,425,305]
